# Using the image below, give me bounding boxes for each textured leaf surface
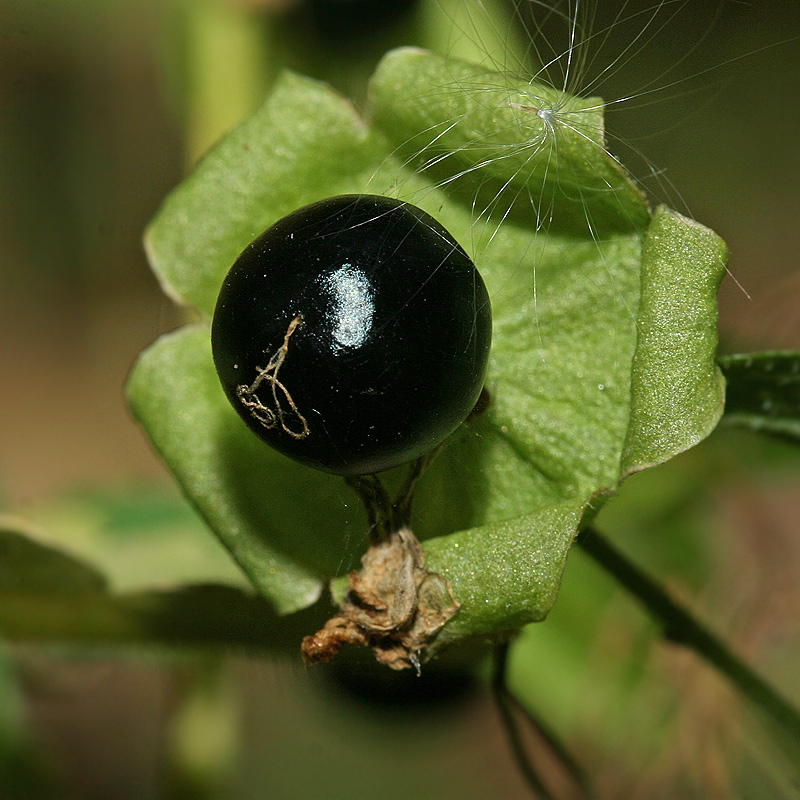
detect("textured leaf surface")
[369,48,651,236]
[131,48,728,637]
[719,352,800,445]
[620,209,728,473]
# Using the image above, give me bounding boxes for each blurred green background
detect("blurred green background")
[1,0,799,797]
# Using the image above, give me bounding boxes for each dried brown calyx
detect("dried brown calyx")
[301,452,459,672]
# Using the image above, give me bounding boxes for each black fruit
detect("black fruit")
[211,194,491,476]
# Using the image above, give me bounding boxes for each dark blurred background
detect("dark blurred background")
[1,1,799,798]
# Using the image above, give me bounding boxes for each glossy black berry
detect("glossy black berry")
[211,194,491,476]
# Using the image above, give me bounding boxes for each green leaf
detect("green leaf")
[20,489,251,594]
[131,48,728,642]
[0,517,319,649]
[620,209,728,473]
[369,47,651,236]
[423,501,585,643]
[719,352,800,445]
[127,325,353,614]
[145,70,386,316]
[0,517,107,597]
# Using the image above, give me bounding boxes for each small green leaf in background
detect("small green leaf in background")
[17,488,249,595]
[0,518,107,597]
[0,514,320,650]
[128,47,728,645]
[719,352,800,445]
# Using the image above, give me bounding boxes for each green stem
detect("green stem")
[577,527,800,739]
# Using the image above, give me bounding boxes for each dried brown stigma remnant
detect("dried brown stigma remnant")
[301,526,459,673]
[236,315,310,439]
[302,453,459,673]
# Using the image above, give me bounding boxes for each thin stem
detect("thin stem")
[344,450,442,539]
[577,526,800,739]
[493,642,594,799]
[393,446,441,525]
[492,642,555,800]
[506,693,592,796]
[344,474,393,541]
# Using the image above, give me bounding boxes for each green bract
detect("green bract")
[127,48,727,644]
